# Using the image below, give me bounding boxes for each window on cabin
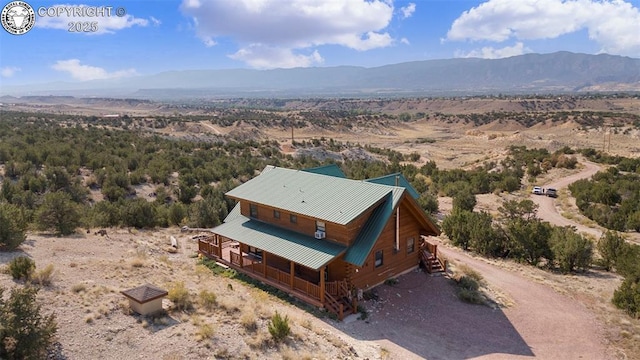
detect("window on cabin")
[375,250,383,268]
[290,214,297,224]
[249,204,258,218]
[273,210,280,219]
[316,221,325,232]
[407,237,415,254]
[248,246,262,258]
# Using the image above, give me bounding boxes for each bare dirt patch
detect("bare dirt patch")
[0,229,380,359]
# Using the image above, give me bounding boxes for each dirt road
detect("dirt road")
[438,245,610,359]
[339,159,614,359]
[530,160,603,238]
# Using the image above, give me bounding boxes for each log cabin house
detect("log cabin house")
[198,165,443,320]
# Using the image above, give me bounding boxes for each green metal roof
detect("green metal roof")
[223,203,242,223]
[366,173,420,199]
[302,164,346,178]
[226,167,392,225]
[343,192,396,266]
[213,216,346,270]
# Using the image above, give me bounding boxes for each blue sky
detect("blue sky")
[1,0,639,86]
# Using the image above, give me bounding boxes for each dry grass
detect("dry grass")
[32,263,55,286]
[198,289,217,311]
[196,322,215,342]
[71,283,87,293]
[240,311,258,333]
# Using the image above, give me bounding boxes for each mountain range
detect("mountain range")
[2,52,639,99]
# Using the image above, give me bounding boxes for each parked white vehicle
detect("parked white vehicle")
[532,186,543,195]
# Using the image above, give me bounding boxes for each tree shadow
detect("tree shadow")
[0,248,32,265]
[333,271,534,359]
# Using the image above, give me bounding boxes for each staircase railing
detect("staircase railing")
[324,291,344,320]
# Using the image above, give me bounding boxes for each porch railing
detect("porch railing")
[294,277,320,300]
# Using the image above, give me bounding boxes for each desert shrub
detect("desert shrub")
[71,283,86,293]
[120,198,158,228]
[503,218,553,266]
[196,323,215,341]
[0,202,27,251]
[417,192,439,214]
[550,226,593,273]
[612,278,640,318]
[0,286,57,360]
[8,256,35,281]
[452,188,476,212]
[32,264,55,286]
[597,231,627,271]
[240,311,258,332]
[198,290,217,311]
[268,311,290,343]
[442,209,473,250]
[457,287,484,304]
[168,281,192,311]
[457,275,480,291]
[35,191,80,235]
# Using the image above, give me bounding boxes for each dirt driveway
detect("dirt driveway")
[337,246,610,359]
[530,160,602,238]
[335,160,616,359]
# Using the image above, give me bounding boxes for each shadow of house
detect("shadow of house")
[335,271,534,359]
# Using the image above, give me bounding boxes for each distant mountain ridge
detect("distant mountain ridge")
[2,52,639,98]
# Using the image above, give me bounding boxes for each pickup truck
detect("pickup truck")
[546,188,558,198]
[532,186,543,195]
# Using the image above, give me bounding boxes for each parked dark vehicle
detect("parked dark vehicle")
[546,188,558,198]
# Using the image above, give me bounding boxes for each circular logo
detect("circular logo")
[1,1,35,35]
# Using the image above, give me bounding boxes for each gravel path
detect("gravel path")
[337,244,609,360]
[530,160,602,238]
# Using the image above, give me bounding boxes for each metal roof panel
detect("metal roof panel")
[226,167,392,225]
[213,216,346,270]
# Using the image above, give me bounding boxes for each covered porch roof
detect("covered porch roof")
[212,216,347,270]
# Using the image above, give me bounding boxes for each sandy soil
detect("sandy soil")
[0,230,381,360]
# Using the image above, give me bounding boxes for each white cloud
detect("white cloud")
[180,0,396,68]
[400,37,410,45]
[230,45,324,69]
[52,59,137,81]
[446,0,640,57]
[1,67,21,78]
[150,16,161,26]
[36,4,149,34]
[400,3,416,19]
[455,42,531,59]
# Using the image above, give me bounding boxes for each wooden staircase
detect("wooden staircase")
[324,280,356,320]
[421,250,445,273]
[420,240,447,274]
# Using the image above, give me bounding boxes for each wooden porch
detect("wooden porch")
[198,235,356,320]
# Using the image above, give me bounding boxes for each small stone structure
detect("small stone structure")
[121,284,168,316]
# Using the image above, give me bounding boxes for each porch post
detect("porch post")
[239,243,243,268]
[263,252,268,278]
[320,266,325,304]
[290,261,295,289]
